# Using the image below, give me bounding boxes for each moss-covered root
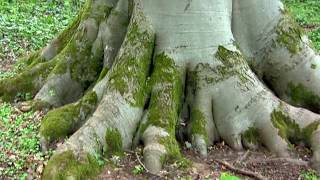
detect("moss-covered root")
[35,0,115,107]
[256,102,320,160]
[186,69,219,156]
[40,0,92,62]
[141,53,183,173]
[0,60,56,102]
[276,104,320,171]
[39,91,98,149]
[42,150,101,180]
[12,0,92,73]
[42,2,154,177]
[101,0,129,68]
[188,108,210,157]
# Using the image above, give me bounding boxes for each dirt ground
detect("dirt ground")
[97,142,315,180]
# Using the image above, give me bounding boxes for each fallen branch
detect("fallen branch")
[213,159,267,180]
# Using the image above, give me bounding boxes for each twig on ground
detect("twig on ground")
[234,150,250,165]
[213,159,267,180]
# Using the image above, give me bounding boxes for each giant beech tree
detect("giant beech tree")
[2,0,320,178]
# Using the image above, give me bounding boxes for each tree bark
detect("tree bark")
[1,0,320,178]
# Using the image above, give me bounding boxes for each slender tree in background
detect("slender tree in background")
[1,0,320,178]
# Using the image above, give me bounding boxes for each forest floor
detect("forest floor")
[0,0,320,179]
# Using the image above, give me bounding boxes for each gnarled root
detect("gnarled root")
[5,0,320,178]
[233,0,320,113]
[42,2,155,178]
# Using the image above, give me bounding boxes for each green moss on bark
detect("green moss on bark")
[287,82,320,112]
[142,53,183,163]
[42,151,101,180]
[40,91,97,142]
[275,12,304,54]
[108,22,155,107]
[271,107,320,146]
[189,109,208,144]
[215,46,252,85]
[0,60,56,102]
[242,127,259,144]
[48,0,113,89]
[191,46,252,90]
[96,67,109,82]
[104,128,123,156]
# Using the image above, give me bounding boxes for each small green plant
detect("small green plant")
[283,0,320,51]
[132,165,144,175]
[220,172,242,180]
[92,152,106,167]
[49,89,56,97]
[0,102,50,179]
[300,170,318,180]
[175,158,192,169]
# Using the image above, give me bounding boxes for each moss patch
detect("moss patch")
[242,127,259,145]
[40,91,97,142]
[286,82,320,112]
[141,53,182,134]
[0,60,56,102]
[96,67,109,83]
[42,151,101,180]
[49,0,113,89]
[104,128,123,156]
[215,46,252,85]
[191,46,252,90]
[108,22,155,107]
[271,106,320,146]
[275,11,304,54]
[189,109,208,144]
[142,53,183,164]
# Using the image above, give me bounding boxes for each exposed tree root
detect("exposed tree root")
[35,0,114,107]
[3,0,320,179]
[42,2,155,178]
[0,60,57,101]
[233,0,320,113]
